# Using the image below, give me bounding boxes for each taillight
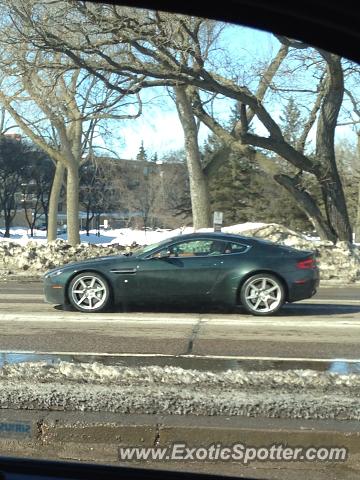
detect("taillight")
[296,258,315,269]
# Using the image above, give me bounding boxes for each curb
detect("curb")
[0,410,358,478]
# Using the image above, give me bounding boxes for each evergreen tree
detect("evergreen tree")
[279,97,303,147]
[203,132,257,225]
[136,141,148,162]
[203,130,314,232]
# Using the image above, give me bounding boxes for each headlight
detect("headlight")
[44,270,63,279]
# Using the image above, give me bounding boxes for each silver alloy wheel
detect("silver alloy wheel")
[70,274,108,311]
[243,276,282,314]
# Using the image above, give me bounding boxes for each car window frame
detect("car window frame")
[143,238,252,259]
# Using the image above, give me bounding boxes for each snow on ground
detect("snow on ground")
[0,361,359,418]
[0,223,275,247]
[1,360,358,389]
[0,226,198,247]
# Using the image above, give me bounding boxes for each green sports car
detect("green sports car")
[43,232,320,316]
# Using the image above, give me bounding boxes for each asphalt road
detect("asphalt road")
[0,279,360,359]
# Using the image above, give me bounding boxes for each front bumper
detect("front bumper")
[43,278,66,305]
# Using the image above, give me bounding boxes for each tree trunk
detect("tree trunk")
[85,207,93,236]
[174,86,211,229]
[355,185,360,243]
[354,131,360,242]
[3,204,15,237]
[66,163,80,246]
[96,213,101,237]
[274,173,337,242]
[315,54,352,243]
[40,193,49,230]
[4,217,10,237]
[24,202,33,237]
[48,162,65,242]
[318,174,352,242]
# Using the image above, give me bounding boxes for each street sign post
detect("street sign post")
[213,211,223,232]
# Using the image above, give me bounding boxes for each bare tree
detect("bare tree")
[79,157,121,235]
[0,136,28,237]
[21,151,54,237]
[131,162,162,230]
[0,10,142,245]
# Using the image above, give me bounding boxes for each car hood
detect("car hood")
[44,254,134,276]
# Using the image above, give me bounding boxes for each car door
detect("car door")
[133,239,225,304]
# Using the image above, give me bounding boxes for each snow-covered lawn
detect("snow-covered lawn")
[0,222,273,247]
[0,226,176,246]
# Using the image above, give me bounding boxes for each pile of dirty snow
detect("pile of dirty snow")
[0,239,125,275]
[0,361,359,419]
[225,223,360,283]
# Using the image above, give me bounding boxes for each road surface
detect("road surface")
[1,279,360,480]
[0,279,360,359]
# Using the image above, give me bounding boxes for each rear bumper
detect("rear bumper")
[287,269,320,302]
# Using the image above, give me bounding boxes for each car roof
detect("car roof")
[163,232,259,245]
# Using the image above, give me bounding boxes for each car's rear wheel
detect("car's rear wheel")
[68,272,111,313]
[240,273,285,316]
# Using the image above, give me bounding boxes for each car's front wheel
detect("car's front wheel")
[240,273,285,316]
[68,272,111,313]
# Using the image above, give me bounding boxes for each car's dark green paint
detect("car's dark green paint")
[43,232,319,315]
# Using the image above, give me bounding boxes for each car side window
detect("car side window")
[170,240,214,257]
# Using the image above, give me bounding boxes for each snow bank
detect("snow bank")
[0,239,125,274]
[0,361,359,419]
[230,223,360,283]
[1,361,359,391]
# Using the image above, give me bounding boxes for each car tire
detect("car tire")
[68,272,111,313]
[240,273,285,316]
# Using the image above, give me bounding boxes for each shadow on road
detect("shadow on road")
[280,303,360,316]
[54,302,360,316]
[54,303,235,314]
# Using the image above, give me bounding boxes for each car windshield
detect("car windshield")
[0,1,358,478]
[130,238,173,256]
